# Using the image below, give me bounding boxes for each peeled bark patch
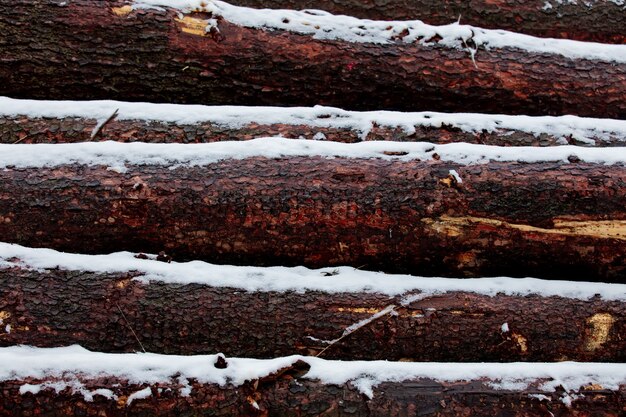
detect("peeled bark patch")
[227,0,626,43]
[0,1,625,117]
[0,145,626,280]
[0,261,624,361]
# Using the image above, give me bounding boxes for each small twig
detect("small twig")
[12,130,46,144]
[116,303,146,353]
[462,29,479,69]
[91,108,119,139]
[316,304,396,357]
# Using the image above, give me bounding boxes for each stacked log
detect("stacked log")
[0,1,625,117]
[2,98,626,146]
[2,139,626,280]
[2,346,624,416]
[0,0,625,415]
[0,244,625,361]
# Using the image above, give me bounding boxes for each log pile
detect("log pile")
[0,1,624,415]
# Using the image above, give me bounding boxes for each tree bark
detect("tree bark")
[1,1,625,118]
[229,0,626,43]
[0,264,624,361]
[1,369,624,416]
[1,157,626,281]
[4,112,626,147]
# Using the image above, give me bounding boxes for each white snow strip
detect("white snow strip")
[449,169,463,183]
[130,0,626,63]
[1,243,625,301]
[3,97,626,145]
[3,346,626,400]
[19,384,41,395]
[17,378,117,402]
[544,0,625,8]
[2,138,626,169]
[127,387,152,405]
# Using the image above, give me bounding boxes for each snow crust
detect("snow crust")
[4,346,625,400]
[126,387,152,405]
[1,243,625,301]
[130,0,626,63]
[3,97,624,145]
[2,137,626,170]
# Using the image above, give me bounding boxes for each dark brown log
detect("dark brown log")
[0,263,624,361]
[1,156,626,281]
[4,112,626,147]
[230,0,626,43]
[1,368,624,416]
[1,1,625,118]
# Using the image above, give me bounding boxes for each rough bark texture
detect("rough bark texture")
[230,0,626,43]
[3,114,624,147]
[1,1,625,118]
[1,373,624,416]
[0,266,624,361]
[1,158,626,281]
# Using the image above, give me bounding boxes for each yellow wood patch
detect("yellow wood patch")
[423,215,626,241]
[111,5,133,17]
[511,332,528,353]
[585,313,615,351]
[175,16,209,36]
[336,307,382,314]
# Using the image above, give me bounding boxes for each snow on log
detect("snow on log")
[227,0,626,43]
[1,346,625,416]
[1,1,625,117]
[1,138,626,281]
[0,243,625,361]
[3,97,626,146]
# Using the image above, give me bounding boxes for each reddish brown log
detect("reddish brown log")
[230,0,626,43]
[0,265,624,361]
[1,158,626,281]
[1,372,624,416]
[3,113,625,147]
[1,1,625,118]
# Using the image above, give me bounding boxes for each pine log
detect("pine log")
[230,0,626,43]
[3,98,626,147]
[0,244,624,361]
[1,139,626,281]
[1,1,625,118]
[1,346,625,416]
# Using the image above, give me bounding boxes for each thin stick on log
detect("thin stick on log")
[115,304,146,353]
[1,243,624,361]
[226,0,626,43]
[1,346,624,416]
[2,98,626,146]
[315,304,396,358]
[1,1,625,117]
[90,108,118,139]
